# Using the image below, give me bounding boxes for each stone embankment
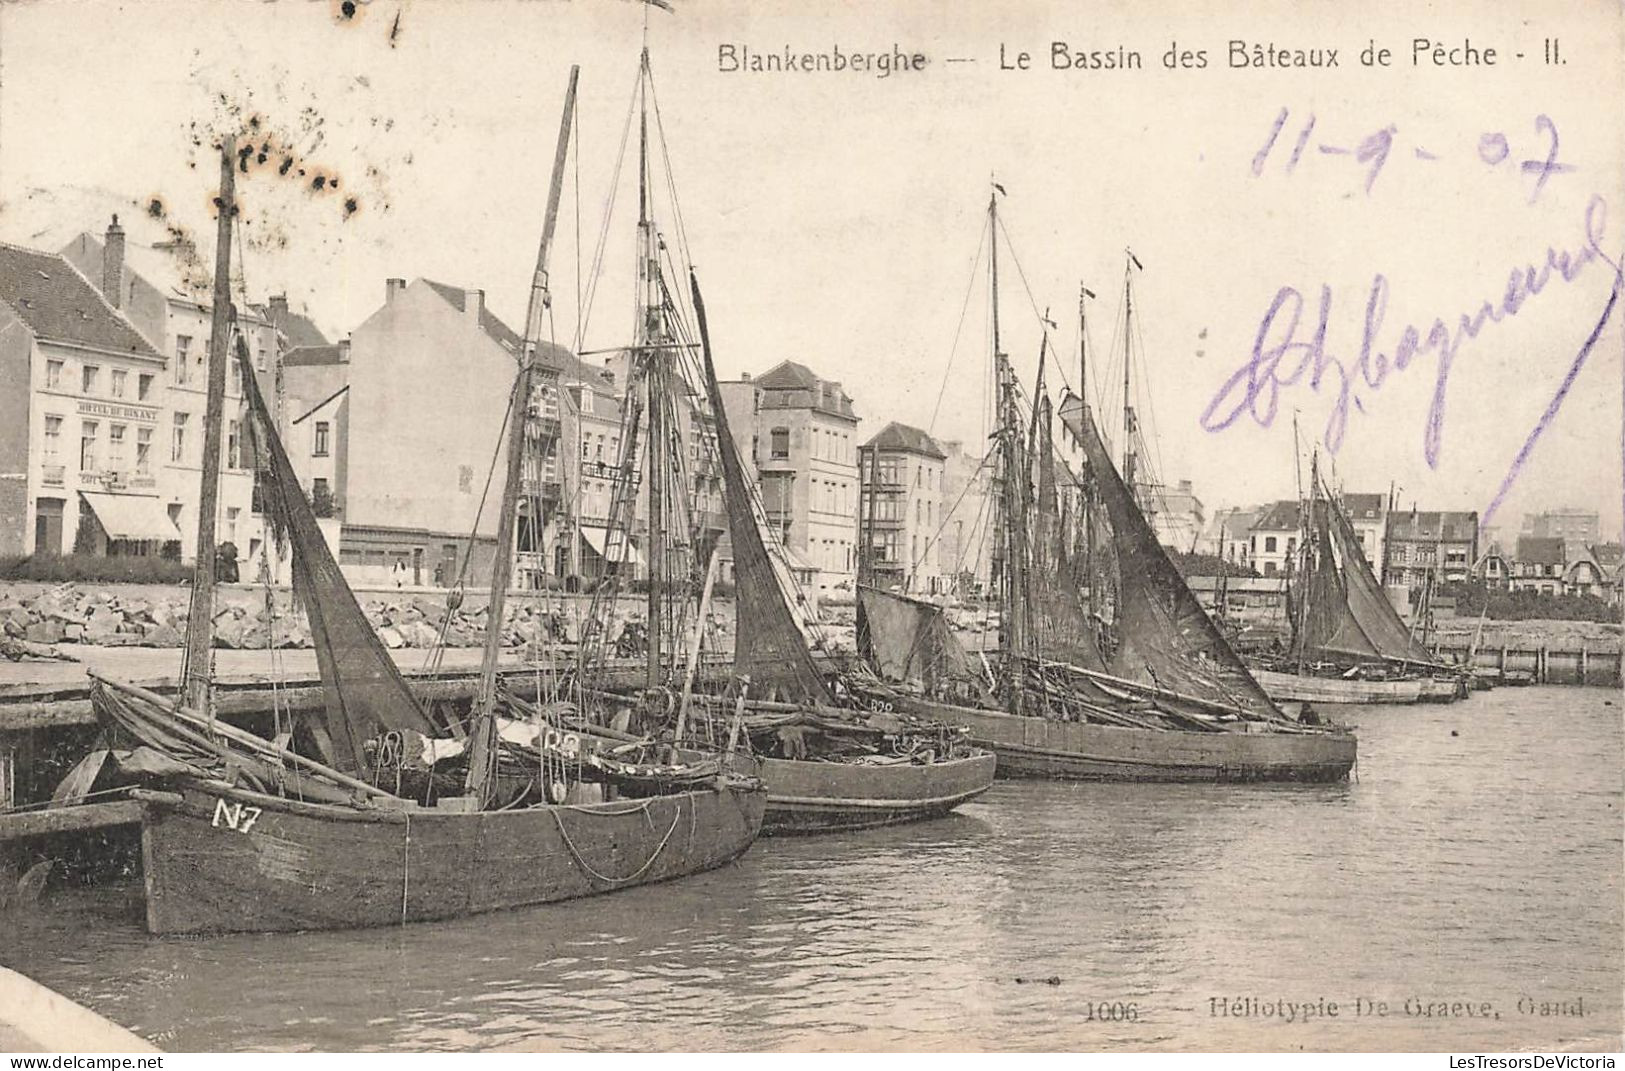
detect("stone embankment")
[0,582,734,652]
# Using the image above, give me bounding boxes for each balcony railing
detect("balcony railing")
[40,464,64,487]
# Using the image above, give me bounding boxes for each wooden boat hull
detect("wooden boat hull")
[889,699,1355,783]
[129,782,766,935]
[758,751,996,834]
[1253,668,1462,705]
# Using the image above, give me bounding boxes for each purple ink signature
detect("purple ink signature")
[1200,194,1623,529]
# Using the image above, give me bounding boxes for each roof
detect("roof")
[253,299,330,349]
[1591,542,1623,568]
[420,279,574,369]
[283,344,345,367]
[1210,506,1261,540]
[754,360,820,390]
[1253,499,1301,532]
[1387,509,1479,543]
[423,279,521,352]
[864,421,945,459]
[1186,575,1288,594]
[1340,492,1385,520]
[1515,535,1565,565]
[752,360,857,420]
[0,242,159,357]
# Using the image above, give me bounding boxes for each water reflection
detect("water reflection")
[3,687,1618,1051]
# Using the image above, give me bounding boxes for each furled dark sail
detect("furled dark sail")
[1031,395,1107,671]
[858,585,988,699]
[690,274,833,705]
[1295,499,1381,662]
[1059,396,1281,719]
[236,335,436,774]
[1305,483,1440,666]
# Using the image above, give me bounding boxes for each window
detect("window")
[81,365,99,394]
[227,419,242,469]
[42,415,62,459]
[135,428,152,474]
[770,427,790,459]
[225,507,240,544]
[313,421,330,458]
[254,341,266,373]
[174,336,191,384]
[171,413,188,463]
[1265,536,1278,553]
[45,360,63,389]
[109,424,126,470]
[138,373,154,401]
[110,370,127,398]
[231,356,243,396]
[80,421,98,472]
[916,498,923,524]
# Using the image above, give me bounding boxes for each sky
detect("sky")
[1,0,1620,540]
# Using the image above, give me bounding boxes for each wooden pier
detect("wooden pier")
[1432,642,1623,687]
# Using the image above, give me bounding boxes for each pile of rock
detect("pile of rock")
[0,583,716,653]
[0,585,186,648]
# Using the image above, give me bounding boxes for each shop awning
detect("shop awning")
[79,492,182,542]
[579,525,643,565]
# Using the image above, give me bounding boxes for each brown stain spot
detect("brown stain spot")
[333,0,364,23]
[342,197,360,220]
[145,197,166,220]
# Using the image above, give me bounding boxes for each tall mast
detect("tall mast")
[638,48,665,691]
[1078,283,1096,619]
[1120,253,1138,502]
[1078,283,1094,417]
[181,137,237,717]
[988,185,1025,713]
[464,65,579,805]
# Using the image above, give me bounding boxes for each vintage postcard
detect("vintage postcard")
[0,0,1619,1057]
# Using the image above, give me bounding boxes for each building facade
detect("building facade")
[936,438,993,597]
[0,240,175,560]
[1510,535,1565,594]
[1339,492,1387,570]
[61,218,281,566]
[1385,510,1480,590]
[858,422,949,595]
[718,361,859,596]
[1248,500,1300,578]
[1143,478,1205,553]
[334,277,568,587]
[1523,508,1601,544]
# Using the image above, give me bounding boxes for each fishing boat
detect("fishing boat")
[686,275,995,833]
[1247,465,1468,705]
[852,188,1356,783]
[82,72,764,936]
[522,50,990,834]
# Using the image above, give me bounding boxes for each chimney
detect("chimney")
[268,294,289,321]
[740,371,752,382]
[464,288,484,327]
[103,215,126,309]
[385,278,405,304]
[338,336,351,363]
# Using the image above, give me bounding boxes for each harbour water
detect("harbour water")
[3,686,1619,1051]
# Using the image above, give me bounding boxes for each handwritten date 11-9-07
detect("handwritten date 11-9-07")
[1252,108,1576,202]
